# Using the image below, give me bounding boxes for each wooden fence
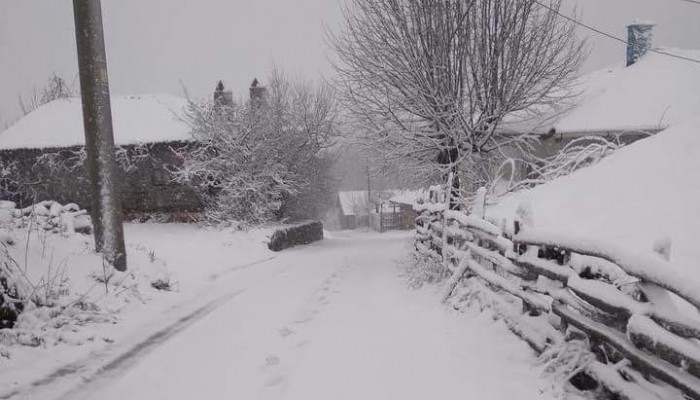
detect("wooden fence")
[415,188,700,400]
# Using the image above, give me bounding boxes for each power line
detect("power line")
[533,0,700,65]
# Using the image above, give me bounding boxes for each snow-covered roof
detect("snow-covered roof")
[389,189,427,206]
[0,94,191,150]
[551,48,700,134]
[338,191,368,216]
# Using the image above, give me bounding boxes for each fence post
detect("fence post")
[442,172,454,268]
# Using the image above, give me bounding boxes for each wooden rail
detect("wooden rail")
[415,190,700,400]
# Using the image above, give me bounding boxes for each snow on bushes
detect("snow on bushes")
[0,199,92,333]
[0,210,176,361]
[0,245,31,330]
[175,72,339,225]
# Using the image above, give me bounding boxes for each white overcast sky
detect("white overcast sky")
[1,0,699,126]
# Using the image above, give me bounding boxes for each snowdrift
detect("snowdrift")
[553,48,700,133]
[490,117,700,277]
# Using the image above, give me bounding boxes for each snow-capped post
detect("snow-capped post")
[473,187,487,220]
[513,201,534,255]
[642,237,678,313]
[72,0,127,271]
[442,172,454,268]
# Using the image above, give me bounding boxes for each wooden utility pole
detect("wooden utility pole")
[73,0,127,270]
[366,165,371,228]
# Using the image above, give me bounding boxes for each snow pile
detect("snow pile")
[0,94,190,150]
[552,48,700,134]
[2,200,92,235]
[489,117,700,279]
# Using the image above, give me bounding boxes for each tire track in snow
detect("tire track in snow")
[57,288,246,400]
[0,288,244,400]
[2,255,281,400]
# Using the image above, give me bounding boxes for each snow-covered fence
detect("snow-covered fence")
[415,190,700,400]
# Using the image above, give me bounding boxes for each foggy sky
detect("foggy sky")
[1,0,699,127]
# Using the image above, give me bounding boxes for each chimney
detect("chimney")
[213,80,233,107]
[249,78,266,104]
[626,21,655,66]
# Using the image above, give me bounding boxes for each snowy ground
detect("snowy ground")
[2,227,553,400]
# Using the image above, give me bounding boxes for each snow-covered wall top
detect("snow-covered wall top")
[553,48,700,134]
[0,94,191,150]
[490,117,700,279]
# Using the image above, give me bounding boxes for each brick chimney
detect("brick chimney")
[249,78,266,104]
[213,80,233,107]
[626,21,655,66]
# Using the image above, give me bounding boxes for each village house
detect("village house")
[0,79,271,217]
[534,21,700,158]
[336,190,370,230]
[0,94,200,215]
[335,189,425,231]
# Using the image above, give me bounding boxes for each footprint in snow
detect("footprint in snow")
[264,375,285,387]
[278,327,294,337]
[265,355,280,366]
[294,316,313,324]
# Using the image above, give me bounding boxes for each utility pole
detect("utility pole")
[366,165,371,228]
[73,0,127,271]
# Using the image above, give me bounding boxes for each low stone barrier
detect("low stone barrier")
[267,221,323,252]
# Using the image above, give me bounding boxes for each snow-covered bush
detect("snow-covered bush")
[175,70,339,225]
[404,250,450,290]
[0,245,31,329]
[0,232,173,354]
[0,199,92,332]
[508,136,622,193]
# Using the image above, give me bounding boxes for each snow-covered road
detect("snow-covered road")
[55,231,551,400]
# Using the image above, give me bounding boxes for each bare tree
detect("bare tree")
[18,73,75,116]
[330,0,585,201]
[40,74,74,104]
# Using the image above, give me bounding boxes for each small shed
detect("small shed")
[367,189,426,232]
[337,190,369,229]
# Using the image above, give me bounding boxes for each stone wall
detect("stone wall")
[0,140,202,213]
[267,221,323,251]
